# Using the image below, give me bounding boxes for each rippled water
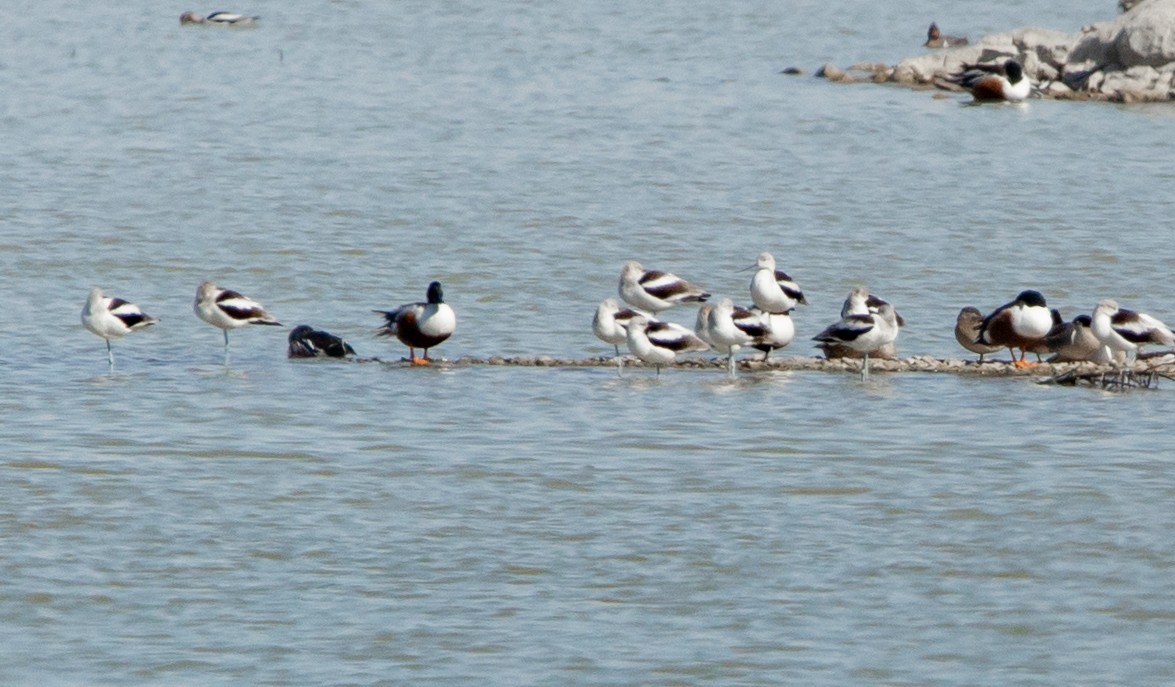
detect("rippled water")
[3,0,1175,684]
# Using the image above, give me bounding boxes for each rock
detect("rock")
[780,66,805,75]
[820,0,1175,100]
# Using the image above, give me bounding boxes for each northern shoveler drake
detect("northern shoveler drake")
[954,306,1002,362]
[748,251,806,315]
[976,289,1052,367]
[924,22,969,48]
[618,260,710,313]
[750,307,795,362]
[180,11,259,26]
[374,281,456,365]
[623,314,709,376]
[949,59,1031,102]
[813,292,901,378]
[81,287,159,366]
[193,281,281,351]
[287,325,355,359]
[707,298,771,375]
[1091,299,1175,364]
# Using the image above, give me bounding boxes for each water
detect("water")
[3,0,1175,684]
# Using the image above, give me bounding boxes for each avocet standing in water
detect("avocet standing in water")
[618,261,710,314]
[81,287,159,366]
[193,281,282,354]
[180,11,260,26]
[374,281,456,365]
[748,251,806,315]
[813,289,900,378]
[623,314,709,376]
[1091,299,1175,365]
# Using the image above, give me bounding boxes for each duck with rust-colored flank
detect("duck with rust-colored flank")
[374,281,456,365]
[287,325,355,359]
[949,59,1030,102]
[976,290,1053,367]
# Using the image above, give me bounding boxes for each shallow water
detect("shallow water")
[3,0,1175,684]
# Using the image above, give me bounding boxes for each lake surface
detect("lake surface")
[3,0,1175,684]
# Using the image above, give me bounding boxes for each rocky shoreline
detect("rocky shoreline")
[361,354,1175,380]
[803,0,1175,102]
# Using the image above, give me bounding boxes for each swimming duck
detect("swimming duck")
[949,59,1031,102]
[924,22,969,48]
[976,290,1053,367]
[180,11,260,26]
[81,287,159,366]
[618,260,710,313]
[193,281,281,351]
[374,281,456,365]
[287,325,355,359]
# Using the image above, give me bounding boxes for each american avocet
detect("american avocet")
[623,314,709,376]
[194,281,282,352]
[708,298,770,375]
[813,291,900,378]
[976,289,1052,367]
[287,325,355,359]
[924,22,968,48]
[593,298,646,357]
[750,307,795,361]
[1091,299,1175,365]
[180,11,259,26]
[618,261,710,313]
[374,281,456,365]
[748,252,806,315]
[840,288,906,327]
[949,59,1031,102]
[81,287,159,366]
[954,307,1002,362]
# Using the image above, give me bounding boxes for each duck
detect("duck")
[954,306,1002,362]
[618,260,709,313]
[748,251,806,315]
[813,290,901,377]
[193,281,281,351]
[287,325,355,359]
[1091,299,1175,365]
[623,314,709,376]
[976,289,1053,367]
[1044,314,1112,363]
[180,11,260,26]
[374,281,456,365]
[948,59,1031,102]
[924,22,969,48]
[81,287,159,366]
[707,298,771,375]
